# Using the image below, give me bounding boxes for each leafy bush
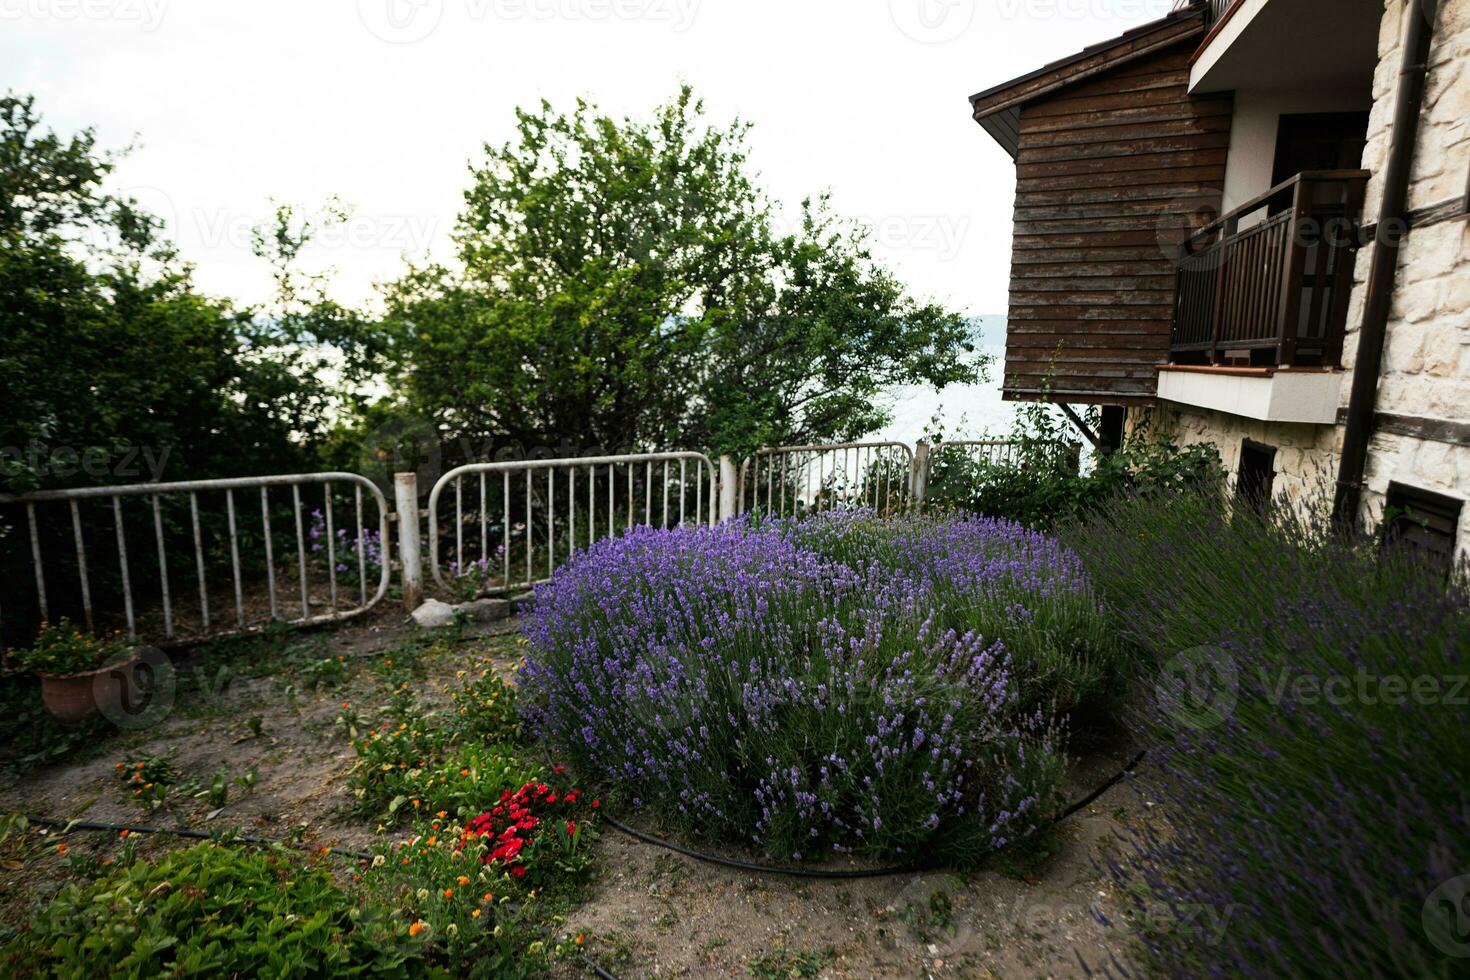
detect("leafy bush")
[8,619,130,676]
[446,668,523,745]
[1066,492,1470,978]
[926,435,1223,531]
[3,843,422,977]
[345,713,539,824]
[342,667,537,823]
[519,511,1113,863]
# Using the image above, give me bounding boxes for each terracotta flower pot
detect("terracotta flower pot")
[39,652,141,724]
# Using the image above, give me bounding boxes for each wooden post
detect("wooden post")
[1277,177,1311,367]
[394,472,422,613]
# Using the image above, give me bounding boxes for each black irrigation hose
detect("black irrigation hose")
[601,748,1149,880]
[23,816,623,980]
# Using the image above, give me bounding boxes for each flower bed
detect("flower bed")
[519,511,1118,863]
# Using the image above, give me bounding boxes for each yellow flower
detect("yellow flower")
[471,909,481,919]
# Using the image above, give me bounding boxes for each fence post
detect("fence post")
[394,472,423,612]
[910,442,931,511]
[718,455,738,522]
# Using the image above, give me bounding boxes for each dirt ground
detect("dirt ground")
[0,609,1144,979]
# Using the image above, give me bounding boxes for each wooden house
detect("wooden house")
[971,0,1470,561]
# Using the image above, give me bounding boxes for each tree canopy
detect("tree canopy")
[0,94,370,493]
[374,87,985,461]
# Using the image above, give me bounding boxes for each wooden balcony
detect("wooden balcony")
[1170,170,1369,369]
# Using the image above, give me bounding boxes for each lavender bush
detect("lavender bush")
[1068,493,1470,978]
[519,511,1116,863]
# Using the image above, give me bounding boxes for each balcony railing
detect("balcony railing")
[1173,0,1236,27]
[1171,170,1370,368]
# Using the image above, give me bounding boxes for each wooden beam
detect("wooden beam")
[1058,404,1103,452]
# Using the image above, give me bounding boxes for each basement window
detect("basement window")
[1235,441,1276,513]
[1382,483,1464,572]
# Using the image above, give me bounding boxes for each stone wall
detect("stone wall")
[1140,0,1470,555]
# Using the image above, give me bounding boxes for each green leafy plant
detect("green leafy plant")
[114,754,180,812]
[924,405,1224,532]
[8,619,130,677]
[446,668,522,745]
[2,843,423,977]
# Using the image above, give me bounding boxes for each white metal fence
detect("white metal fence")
[1,438,1073,647]
[425,453,719,597]
[737,442,914,517]
[0,473,392,644]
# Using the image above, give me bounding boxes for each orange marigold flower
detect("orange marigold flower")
[56,843,68,855]
[456,875,470,885]
[442,887,454,898]
[409,920,427,937]
[436,810,447,819]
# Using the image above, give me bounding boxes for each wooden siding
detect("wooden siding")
[1002,44,1232,402]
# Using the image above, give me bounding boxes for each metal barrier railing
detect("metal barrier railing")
[0,473,392,643]
[929,439,1078,471]
[426,453,719,595]
[738,442,915,517]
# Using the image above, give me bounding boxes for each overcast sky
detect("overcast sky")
[3,0,1173,321]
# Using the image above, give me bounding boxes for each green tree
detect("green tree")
[376,87,984,461]
[0,93,368,493]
